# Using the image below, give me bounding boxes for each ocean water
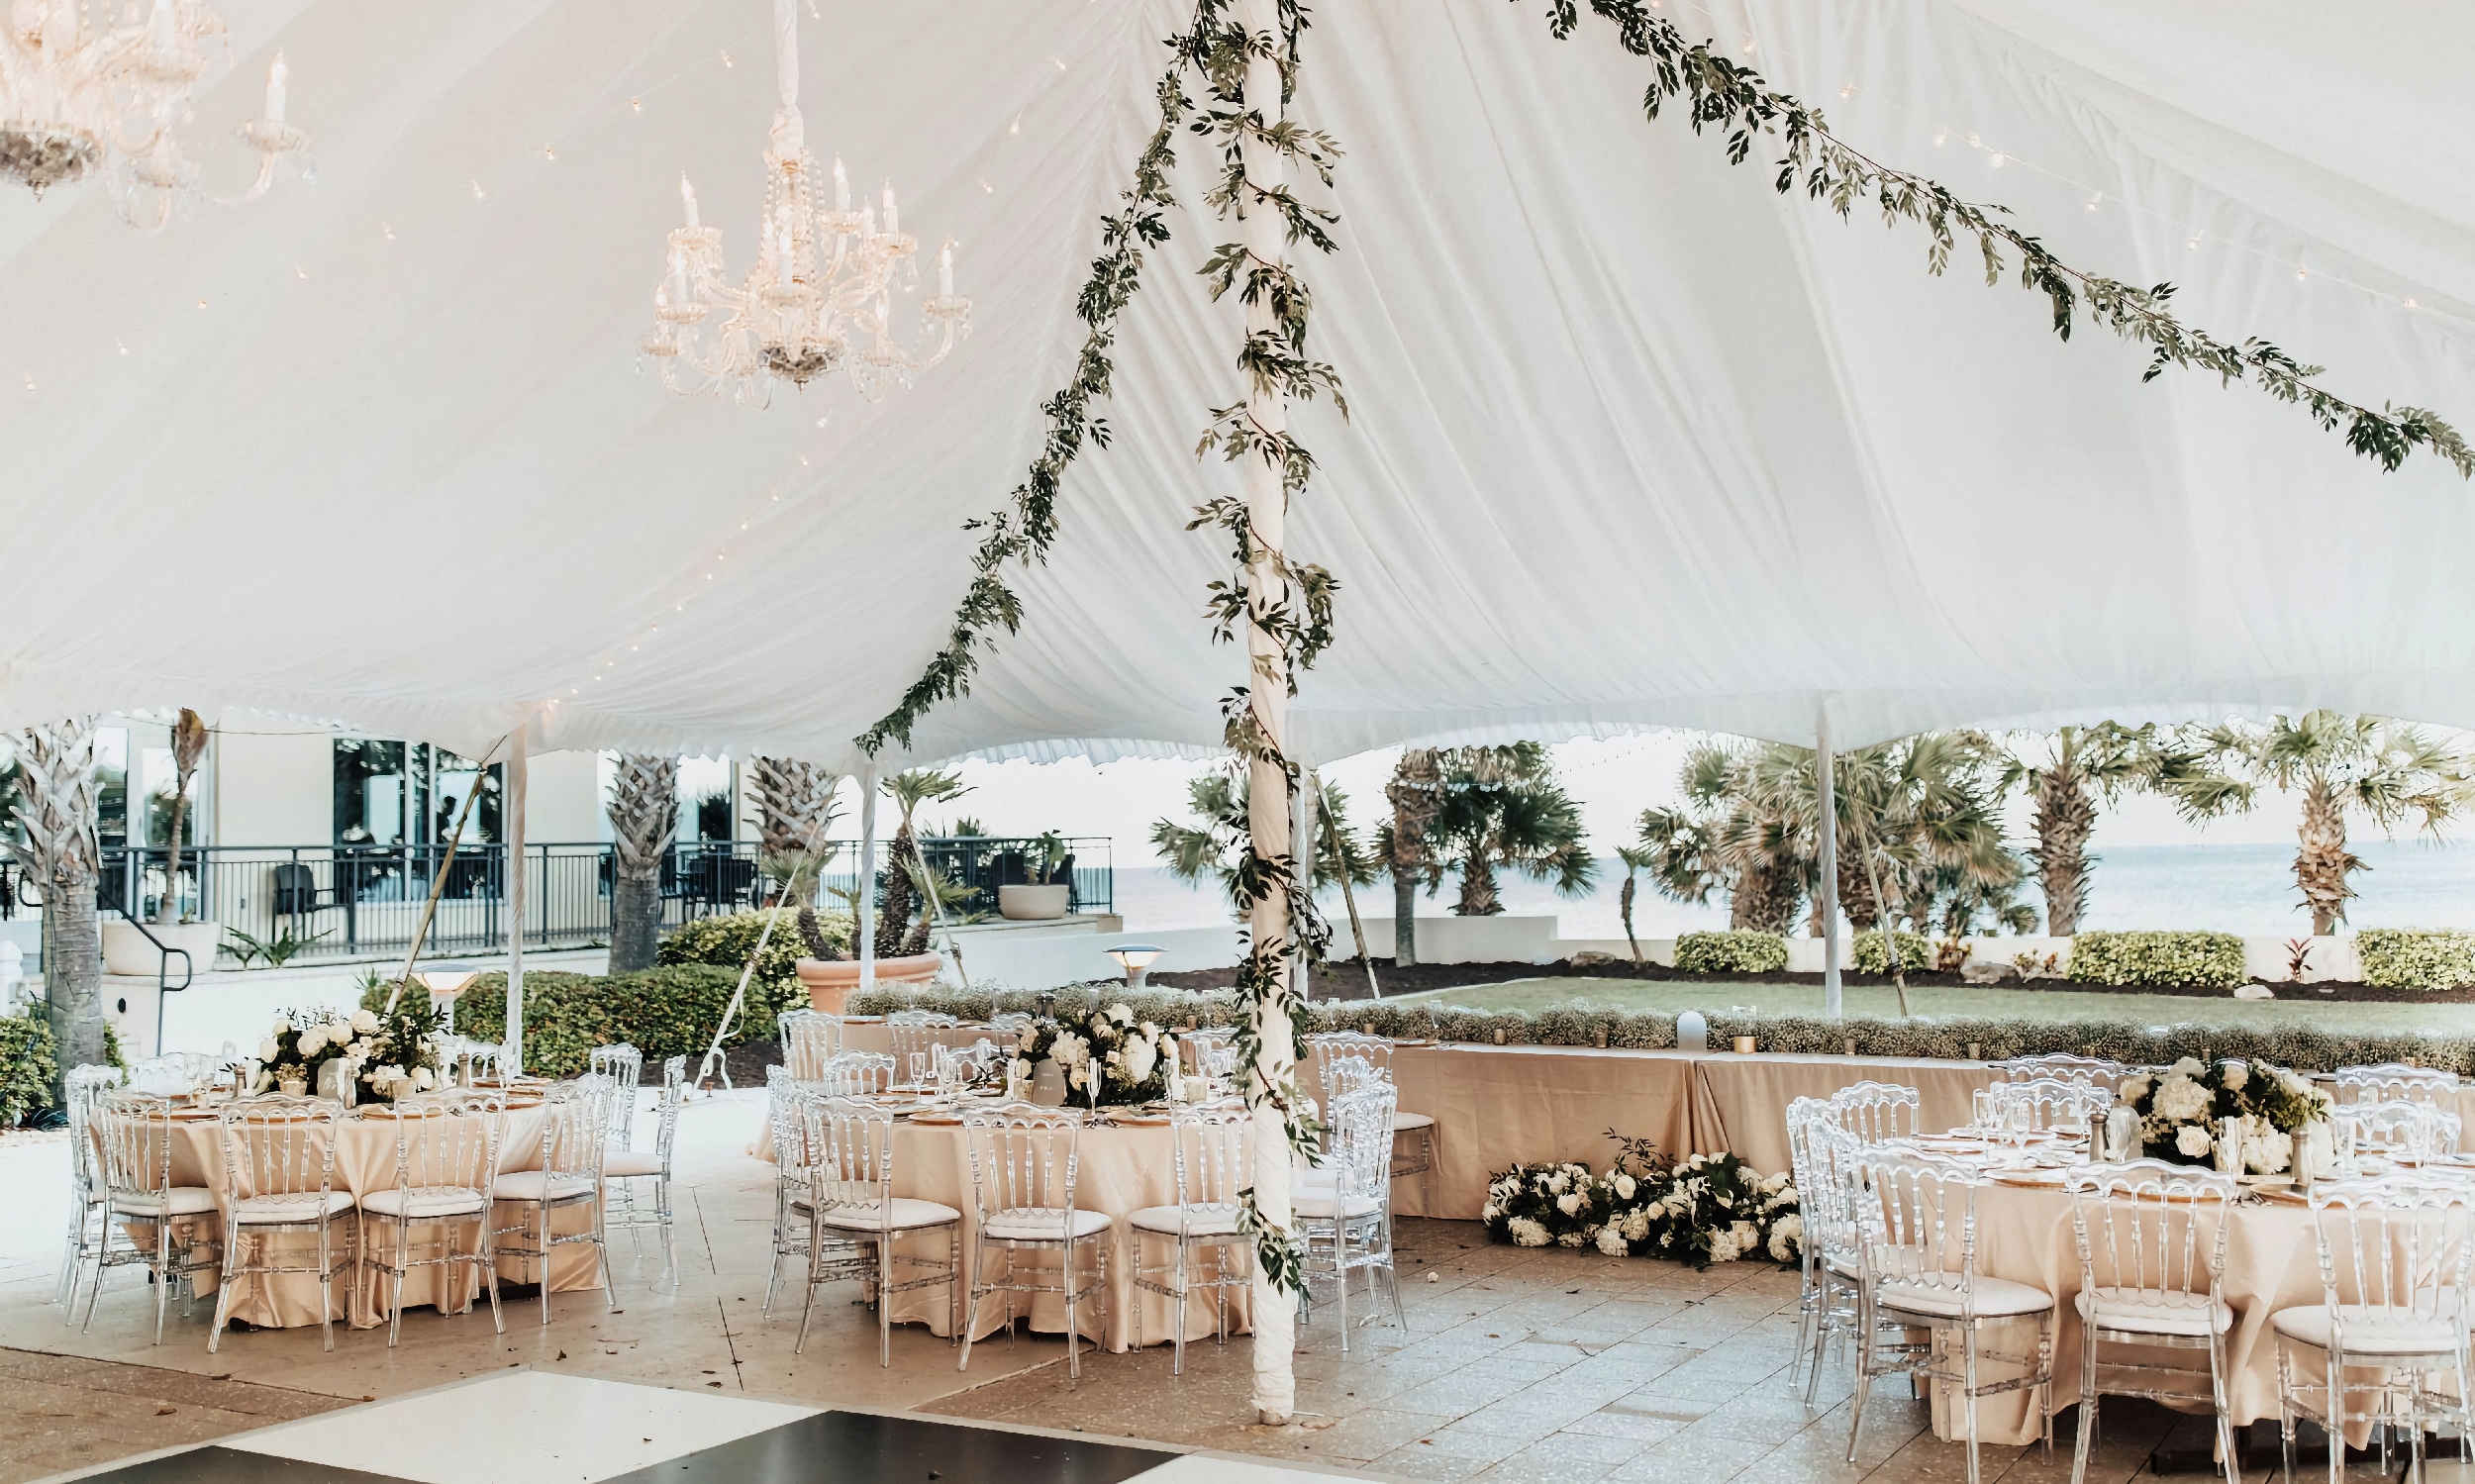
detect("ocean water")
[1110,840,2475,940]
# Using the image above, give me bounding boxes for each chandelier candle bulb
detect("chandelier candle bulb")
[881,183,896,237]
[264,52,287,126]
[938,241,952,297]
[150,0,179,54]
[680,173,698,227]
[833,156,848,211]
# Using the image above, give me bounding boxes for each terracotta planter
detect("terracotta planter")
[796,953,940,1014]
[998,884,1070,921]
[102,920,222,976]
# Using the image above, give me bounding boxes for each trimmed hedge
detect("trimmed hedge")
[2066,931,2246,988]
[0,1010,57,1126]
[441,964,792,1077]
[657,907,850,1011]
[1674,931,1789,975]
[1851,931,1931,975]
[851,982,2475,1075]
[2358,930,2475,991]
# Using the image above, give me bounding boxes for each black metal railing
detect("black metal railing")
[47,835,1112,967]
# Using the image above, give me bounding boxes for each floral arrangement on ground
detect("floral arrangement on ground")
[252,1002,446,1102]
[2112,1057,2334,1172]
[1483,1132,1801,1270]
[1010,1001,1183,1108]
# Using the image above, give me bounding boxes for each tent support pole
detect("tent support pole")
[1818,712,1840,1022]
[857,763,879,997]
[505,726,527,1070]
[1292,769,1314,1004]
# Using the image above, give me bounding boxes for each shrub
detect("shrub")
[448,964,787,1076]
[1851,931,1931,975]
[2358,930,2475,991]
[659,908,847,1012]
[2066,931,2246,988]
[0,1010,58,1126]
[1675,931,1789,976]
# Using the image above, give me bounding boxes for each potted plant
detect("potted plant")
[102,709,225,975]
[794,879,939,1014]
[998,830,1073,920]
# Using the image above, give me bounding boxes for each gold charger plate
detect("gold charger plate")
[906,1112,964,1127]
[1107,1113,1173,1127]
[1987,1168,2069,1189]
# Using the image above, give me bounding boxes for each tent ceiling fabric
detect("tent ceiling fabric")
[2,0,2470,767]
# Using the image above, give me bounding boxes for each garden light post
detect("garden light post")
[1818,712,1840,1021]
[1106,943,1163,990]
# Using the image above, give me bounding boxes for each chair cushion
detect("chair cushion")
[813,1197,962,1233]
[1291,1186,1382,1221]
[493,1170,597,1204]
[109,1186,218,1219]
[1874,1273,2054,1320]
[231,1190,354,1223]
[359,1186,488,1220]
[2076,1285,2231,1337]
[2272,1303,2464,1356]
[1130,1204,1244,1237]
[1392,1112,1436,1132]
[980,1208,1113,1241]
[603,1150,666,1178]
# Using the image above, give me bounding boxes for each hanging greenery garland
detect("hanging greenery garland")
[1523,0,2471,478]
[855,71,1194,756]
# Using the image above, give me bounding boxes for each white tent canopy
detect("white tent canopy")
[3,0,2472,765]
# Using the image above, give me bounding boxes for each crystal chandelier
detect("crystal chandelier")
[642,0,968,404]
[0,0,310,231]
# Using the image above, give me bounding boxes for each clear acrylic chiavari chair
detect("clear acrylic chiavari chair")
[777,1010,845,1081]
[605,1054,687,1286]
[211,1095,354,1352]
[789,1096,962,1362]
[2332,1063,2459,1109]
[1295,1076,1405,1351]
[1130,1105,1253,1374]
[359,1090,507,1346]
[2000,1054,2128,1091]
[1987,1077,2115,1135]
[1306,1031,1439,1209]
[1786,1095,1865,1404]
[2063,1161,2240,1484]
[2338,1099,2463,1165]
[588,1043,644,1148]
[491,1073,615,1325]
[85,1089,220,1344]
[888,1011,959,1085]
[959,1105,1111,1381]
[818,1051,899,1098]
[1831,1080,1923,1144]
[56,1062,126,1319]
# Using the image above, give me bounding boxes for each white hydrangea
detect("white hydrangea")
[2245,1120,2293,1175]
[1507,1217,1550,1247]
[2118,1073,2152,1106]
[1482,1203,1501,1223]
[1621,1209,1650,1241]
[297,1027,328,1056]
[1596,1225,1629,1255]
[2220,1060,2249,1091]
[1556,1231,1586,1248]
[2152,1076,2213,1124]
[1768,1212,1805,1261]
[1547,1170,1570,1194]
[1050,1031,1088,1066]
[350,1008,380,1035]
[2169,1056,2206,1079]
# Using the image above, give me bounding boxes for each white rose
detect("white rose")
[1139,1022,1159,1039]
[1108,1003,1134,1026]
[1547,1171,1569,1194]
[2176,1124,2215,1157]
[1482,1203,1500,1222]
[257,1037,280,1061]
[1613,1172,1636,1201]
[1010,1056,1033,1081]
[2220,1060,2249,1091]
[351,1009,379,1034]
[1556,1191,1583,1217]
[1089,1012,1111,1034]
[413,1066,435,1090]
[1125,1040,1157,1082]
[271,1018,292,1036]
[297,1028,327,1056]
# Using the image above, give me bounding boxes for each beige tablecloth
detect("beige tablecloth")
[1381,1045,1698,1219]
[132,1108,602,1330]
[1692,1053,1998,1176]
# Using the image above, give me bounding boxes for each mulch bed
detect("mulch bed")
[1155,957,2475,1005]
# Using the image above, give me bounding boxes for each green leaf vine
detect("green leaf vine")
[1524,0,2473,479]
[854,70,1194,757]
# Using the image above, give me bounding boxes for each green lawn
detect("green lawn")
[1391,976,2475,1036]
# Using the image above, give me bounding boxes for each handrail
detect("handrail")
[113,909,194,1055]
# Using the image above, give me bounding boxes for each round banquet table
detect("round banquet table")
[1916,1149,2463,1449]
[126,1105,604,1331]
[760,1109,1253,1351]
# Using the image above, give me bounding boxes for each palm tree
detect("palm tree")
[1998,724,2246,937]
[1154,767,1370,919]
[878,768,969,957]
[154,708,208,925]
[1425,743,1595,917]
[2198,712,2475,934]
[1382,748,1443,965]
[606,752,678,972]
[1613,844,1653,965]
[7,720,104,1077]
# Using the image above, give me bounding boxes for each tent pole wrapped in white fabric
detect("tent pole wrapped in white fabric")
[0,0,2469,769]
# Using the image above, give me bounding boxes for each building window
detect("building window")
[335,740,502,847]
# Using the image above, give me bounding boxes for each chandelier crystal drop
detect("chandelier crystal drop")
[642,0,968,404]
[0,0,310,230]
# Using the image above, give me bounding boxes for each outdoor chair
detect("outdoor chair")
[1846,1145,2056,1484]
[1131,1106,1253,1375]
[959,1104,1111,1381]
[888,1011,960,1087]
[55,1062,126,1319]
[1831,1080,1923,1144]
[2332,1064,2459,1109]
[789,1096,961,1362]
[85,1089,220,1344]
[449,1040,509,1086]
[818,1051,899,1097]
[2001,1054,2128,1090]
[2272,1178,2475,1484]
[1306,1030,1437,1210]
[127,1053,211,1096]
[1295,1077,1405,1351]
[777,1010,844,1080]
[269,860,332,918]
[1987,1076,2115,1137]
[2064,1161,2240,1484]
[211,1095,355,1353]
[988,1011,1035,1040]
[588,1043,644,1148]
[492,1073,615,1325]
[2338,1099,2463,1165]
[605,1055,687,1287]
[1786,1095,1865,1405]
[359,1090,506,1346]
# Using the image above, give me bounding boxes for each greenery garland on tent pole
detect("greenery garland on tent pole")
[1520,0,2472,479]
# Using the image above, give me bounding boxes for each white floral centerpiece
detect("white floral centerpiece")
[1012,1002,1179,1107]
[249,1002,445,1103]
[2109,1057,2334,1173]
